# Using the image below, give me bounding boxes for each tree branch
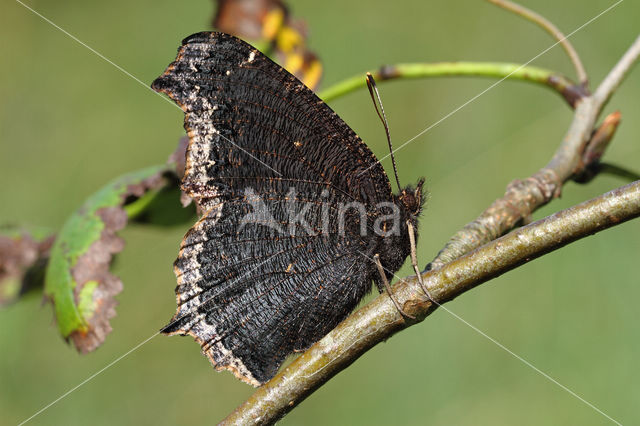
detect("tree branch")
[487,0,588,85]
[593,34,640,110]
[221,180,640,425]
[317,62,585,107]
[429,34,640,270]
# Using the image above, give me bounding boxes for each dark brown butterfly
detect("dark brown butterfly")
[152,32,424,386]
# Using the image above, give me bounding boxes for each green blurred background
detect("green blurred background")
[1,0,639,424]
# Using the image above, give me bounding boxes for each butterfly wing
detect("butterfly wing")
[152,32,392,385]
[163,202,372,385]
[152,32,393,210]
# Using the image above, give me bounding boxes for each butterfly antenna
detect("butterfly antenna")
[366,72,402,193]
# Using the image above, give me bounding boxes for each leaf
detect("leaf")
[44,165,170,353]
[0,227,54,306]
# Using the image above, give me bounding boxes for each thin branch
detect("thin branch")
[317,62,585,107]
[221,180,640,425]
[428,98,595,269]
[429,35,640,270]
[593,34,640,111]
[487,0,588,85]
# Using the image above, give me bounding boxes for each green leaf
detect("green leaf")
[44,165,170,352]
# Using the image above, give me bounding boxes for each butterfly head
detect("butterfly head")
[398,178,425,217]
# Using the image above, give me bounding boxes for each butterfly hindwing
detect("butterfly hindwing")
[162,189,371,385]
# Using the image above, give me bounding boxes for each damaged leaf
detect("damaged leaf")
[0,227,54,306]
[44,165,170,353]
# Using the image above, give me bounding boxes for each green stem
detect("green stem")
[318,62,585,107]
[122,187,163,220]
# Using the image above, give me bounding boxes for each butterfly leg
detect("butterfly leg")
[373,253,415,319]
[407,220,435,303]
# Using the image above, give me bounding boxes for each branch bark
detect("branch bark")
[593,34,640,109]
[429,34,640,271]
[221,180,640,425]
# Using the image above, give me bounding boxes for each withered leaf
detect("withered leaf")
[0,228,54,306]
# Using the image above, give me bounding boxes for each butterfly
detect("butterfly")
[152,32,425,386]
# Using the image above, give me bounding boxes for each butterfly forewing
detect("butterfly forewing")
[153,32,392,208]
